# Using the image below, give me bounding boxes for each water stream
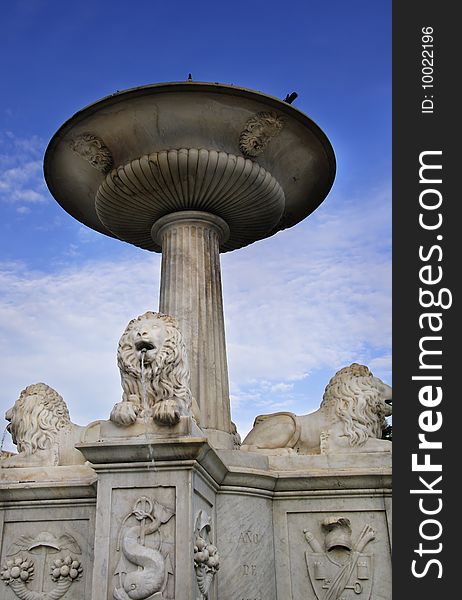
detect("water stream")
[140,350,156,469]
[1,426,10,454]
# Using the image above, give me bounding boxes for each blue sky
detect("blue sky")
[0,0,391,448]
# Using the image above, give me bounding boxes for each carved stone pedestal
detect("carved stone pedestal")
[214,450,392,600]
[77,436,223,600]
[1,440,391,600]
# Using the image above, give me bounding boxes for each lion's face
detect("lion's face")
[5,405,18,445]
[128,316,168,365]
[118,312,177,372]
[5,383,71,453]
[5,391,45,445]
[372,376,392,417]
[321,363,392,446]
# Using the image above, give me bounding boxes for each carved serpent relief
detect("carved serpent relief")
[1,531,83,600]
[113,496,175,600]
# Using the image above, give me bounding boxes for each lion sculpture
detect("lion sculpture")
[110,311,195,427]
[1,383,86,468]
[241,363,392,454]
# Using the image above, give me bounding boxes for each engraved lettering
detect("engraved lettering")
[242,564,257,576]
[238,530,261,544]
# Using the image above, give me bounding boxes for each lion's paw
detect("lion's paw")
[0,455,19,468]
[152,399,181,426]
[110,401,139,426]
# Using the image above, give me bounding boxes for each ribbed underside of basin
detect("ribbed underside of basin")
[95,148,285,252]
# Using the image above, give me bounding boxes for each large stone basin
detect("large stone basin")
[44,81,335,252]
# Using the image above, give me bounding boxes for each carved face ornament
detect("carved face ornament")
[239,111,284,157]
[69,133,113,173]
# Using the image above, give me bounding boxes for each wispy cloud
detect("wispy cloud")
[0,132,49,210]
[223,186,391,381]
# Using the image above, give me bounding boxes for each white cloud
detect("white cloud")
[222,187,391,385]
[16,206,31,215]
[270,382,294,393]
[0,133,48,205]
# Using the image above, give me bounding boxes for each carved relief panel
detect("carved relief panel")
[0,517,93,600]
[284,510,391,600]
[109,487,176,600]
[304,517,375,600]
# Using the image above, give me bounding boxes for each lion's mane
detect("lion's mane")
[8,383,71,455]
[117,312,192,418]
[320,363,389,446]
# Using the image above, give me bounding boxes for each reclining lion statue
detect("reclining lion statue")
[1,383,86,468]
[110,311,196,427]
[241,363,392,454]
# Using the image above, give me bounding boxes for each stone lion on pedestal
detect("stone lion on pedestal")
[241,363,392,454]
[1,383,85,468]
[110,311,195,427]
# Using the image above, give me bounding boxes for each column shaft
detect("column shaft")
[155,212,231,434]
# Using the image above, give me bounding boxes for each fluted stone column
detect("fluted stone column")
[152,211,232,443]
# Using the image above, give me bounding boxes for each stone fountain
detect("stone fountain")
[0,82,391,600]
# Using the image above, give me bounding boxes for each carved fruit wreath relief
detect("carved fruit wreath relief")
[193,510,220,600]
[1,531,83,600]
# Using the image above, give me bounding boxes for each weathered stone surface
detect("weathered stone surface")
[274,499,392,599]
[217,493,277,600]
[1,82,392,599]
[239,111,284,157]
[69,132,113,173]
[194,510,220,600]
[85,415,203,442]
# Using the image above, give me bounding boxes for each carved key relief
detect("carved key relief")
[284,510,390,600]
[303,517,375,600]
[0,530,84,600]
[112,495,175,600]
